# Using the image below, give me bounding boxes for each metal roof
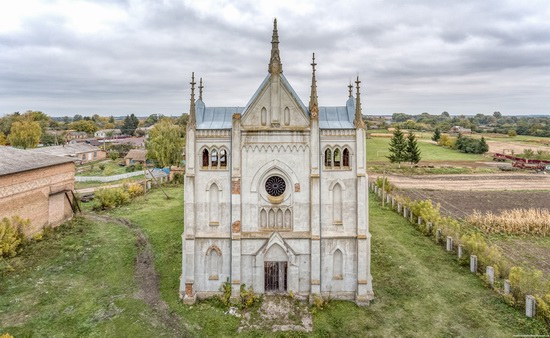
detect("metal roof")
[27,143,104,157]
[318,96,356,129]
[0,146,74,176]
[196,99,243,129]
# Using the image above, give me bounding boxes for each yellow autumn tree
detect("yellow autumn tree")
[8,119,42,149]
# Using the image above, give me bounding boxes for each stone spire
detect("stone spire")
[198,77,203,101]
[354,76,365,129]
[268,18,283,75]
[348,82,353,98]
[188,72,196,127]
[309,53,319,118]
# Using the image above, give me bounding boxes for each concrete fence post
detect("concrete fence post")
[486,266,495,286]
[409,211,414,223]
[427,222,433,233]
[417,217,422,226]
[397,203,402,213]
[403,208,408,218]
[526,295,536,318]
[436,229,442,242]
[386,194,391,204]
[446,237,453,251]
[504,279,511,295]
[391,197,396,208]
[458,245,463,259]
[470,255,478,273]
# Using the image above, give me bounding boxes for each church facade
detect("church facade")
[180,20,373,305]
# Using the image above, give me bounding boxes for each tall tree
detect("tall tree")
[406,132,422,166]
[8,120,42,149]
[387,126,407,168]
[0,132,6,145]
[146,119,185,167]
[431,128,441,142]
[122,114,139,136]
[73,114,83,122]
[69,120,98,134]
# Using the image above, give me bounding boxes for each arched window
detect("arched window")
[206,247,222,280]
[325,149,332,167]
[202,149,209,167]
[276,209,283,228]
[268,209,275,228]
[209,184,220,224]
[260,209,267,228]
[334,148,341,167]
[261,107,267,126]
[284,209,291,229]
[343,148,350,167]
[333,249,343,279]
[333,183,342,224]
[284,107,290,126]
[220,149,227,168]
[211,149,218,168]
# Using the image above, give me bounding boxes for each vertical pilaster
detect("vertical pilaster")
[231,114,242,296]
[310,99,321,298]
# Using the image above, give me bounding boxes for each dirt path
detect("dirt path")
[375,173,550,191]
[83,213,189,337]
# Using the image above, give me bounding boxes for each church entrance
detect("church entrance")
[264,261,287,293]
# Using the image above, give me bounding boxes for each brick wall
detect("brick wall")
[0,162,75,236]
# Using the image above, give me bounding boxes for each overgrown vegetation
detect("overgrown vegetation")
[0,216,29,258]
[467,208,550,236]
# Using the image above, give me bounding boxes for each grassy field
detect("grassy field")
[2,187,548,336]
[76,159,130,176]
[367,136,487,163]
[74,175,145,190]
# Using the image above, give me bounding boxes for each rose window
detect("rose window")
[265,176,286,197]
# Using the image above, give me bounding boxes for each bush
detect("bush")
[99,164,106,171]
[375,177,393,193]
[125,165,136,173]
[108,151,119,160]
[93,187,130,210]
[0,216,29,258]
[239,284,261,309]
[127,183,144,198]
[438,134,456,148]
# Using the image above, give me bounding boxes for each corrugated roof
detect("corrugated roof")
[0,146,74,176]
[318,96,355,129]
[27,143,103,157]
[196,99,243,129]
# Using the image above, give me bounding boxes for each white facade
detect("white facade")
[180,20,373,305]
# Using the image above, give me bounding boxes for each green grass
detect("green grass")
[74,175,145,190]
[76,159,130,176]
[367,137,486,163]
[312,193,549,336]
[3,187,547,336]
[0,218,172,337]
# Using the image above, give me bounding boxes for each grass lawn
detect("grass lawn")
[367,137,486,162]
[2,187,547,336]
[76,159,131,176]
[0,218,173,337]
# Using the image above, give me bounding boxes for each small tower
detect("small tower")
[354,76,365,129]
[198,77,204,101]
[188,72,197,129]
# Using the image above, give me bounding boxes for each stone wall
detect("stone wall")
[0,162,75,235]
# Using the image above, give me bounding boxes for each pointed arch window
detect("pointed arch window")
[333,249,343,280]
[343,148,350,167]
[206,246,222,280]
[261,107,267,126]
[202,149,209,167]
[334,148,341,167]
[220,149,227,168]
[333,183,343,224]
[324,149,332,167]
[209,183,220,225]
[211,149,218,168]
[284,107,290,126]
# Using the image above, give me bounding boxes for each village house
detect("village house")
[0,146,77,236]
[29,143,106,164]
[124,149,149,166]
[94,128,122,138]
[66,131,88,140]
[180,20,373,305]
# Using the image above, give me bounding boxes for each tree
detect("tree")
[507,129,517,137]
[73,114,83,122]
[477,136,489,154]
[405,132,421,166]
[8,119,42,149]
[493,111,502,119]
[387,126,407,168]
[146,119,185,167]
[0,132,6,145]
[441,111,450,118]
[69,120,98,134]
[431,128,441,142]
[122,114,139,136]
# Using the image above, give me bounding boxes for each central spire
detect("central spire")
[188,72,196,128]
[268,18,283,75]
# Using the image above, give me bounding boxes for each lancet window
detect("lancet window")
[324,146,351,170]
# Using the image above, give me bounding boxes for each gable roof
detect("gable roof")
[0,146,74,176]
[28,143,103,157]
[196,99,243,130]
[124,149,147,161]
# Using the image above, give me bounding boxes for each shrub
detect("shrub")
[0,216,29,258]
[239,284,261,309]
[375,176,393,193]
[127,183,144,198]
[1,333,15,338]
[218,278,232,308]
[93,187,130,210]
[99,163,106,171]
[108,151,119,160]
[125,165,136,173]
[467,208,550,236]
[438,134,456,148]
[135,162,143,171]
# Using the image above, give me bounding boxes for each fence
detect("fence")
[75,171,144,182]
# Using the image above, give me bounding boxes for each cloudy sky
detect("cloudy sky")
[1,0,549,117]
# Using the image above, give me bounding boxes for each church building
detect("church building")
[180,19,373,305]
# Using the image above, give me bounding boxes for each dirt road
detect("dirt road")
[375,173,550,191]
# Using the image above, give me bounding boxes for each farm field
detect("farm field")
[2,187,548,336]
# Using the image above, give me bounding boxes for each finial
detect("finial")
[348,81,353,98]
[268,18,283,74]
[309,52,319,118]
[354,76,365,129]
[189,72,196,127]
[199,78,203,101]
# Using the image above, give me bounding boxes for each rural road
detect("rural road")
[375,173,550,191]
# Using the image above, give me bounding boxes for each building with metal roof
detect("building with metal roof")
[27,143,107,163]
[181,19,373,306]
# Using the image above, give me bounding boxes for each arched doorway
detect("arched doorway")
[264,244,288,293]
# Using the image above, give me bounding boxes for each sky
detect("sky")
[1,0,549,117]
